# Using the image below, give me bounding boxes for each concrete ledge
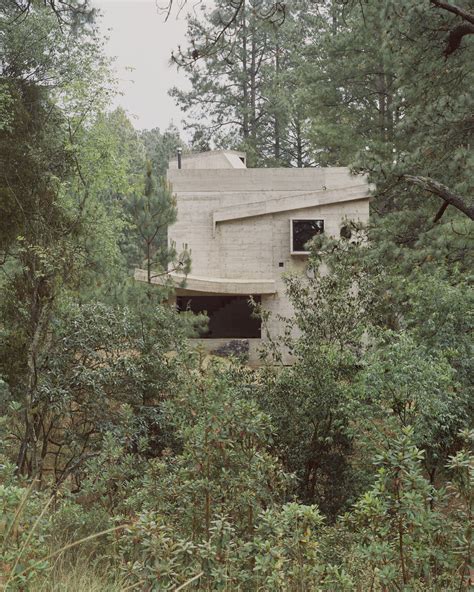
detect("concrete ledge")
[134,269,276,295]
[213,185,368,232]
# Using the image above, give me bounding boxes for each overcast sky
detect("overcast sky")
[92,0,190,131]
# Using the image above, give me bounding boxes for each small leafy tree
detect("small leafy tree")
[3,300,189,488]
[445,429,474,591]
[250,503,324,589]
[339,426,472,591]
[257,230,377,517]
[359,331,469,485]
[145,362,292,539]
[0,465,52,590]
[117,362,294,589]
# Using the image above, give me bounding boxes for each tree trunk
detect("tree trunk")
[241,0,249,140]
[274,39,281,163]
[249,11,257,148]
[16,265,54,480]
[147,240,152,283]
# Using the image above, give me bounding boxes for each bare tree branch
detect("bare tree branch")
[430,0,474,56]
[10,0,95,27]
[444,23,474,56]
[166,0,287,65]
[433,201,449,223]
[430,0,474,26]
[404,175,474,222]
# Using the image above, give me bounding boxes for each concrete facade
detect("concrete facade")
[136,150,370,365]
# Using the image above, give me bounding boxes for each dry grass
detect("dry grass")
[34,554,127,592]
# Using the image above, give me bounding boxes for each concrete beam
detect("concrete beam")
[212,185,369,233]
[134,269,276,295]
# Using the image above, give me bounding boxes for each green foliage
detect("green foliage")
[337,427,471,591]
[140,124,185,178]
[115,381,327,590]
[250,503,324,589]
[1,0,472,590]
[1,296,192,486]
[257,349,358,518]
[403,269,474,386]
[0,472,51,590]
[284,229,378,354]
[446,429,474,586]
[119,503,326,590]
[359,332,468,474]
[256,232,378,517]
[103,364,326,590]
[170,0,316,166]
[139,363,292,536]
[126,162,190,282]
[303,2,396,167]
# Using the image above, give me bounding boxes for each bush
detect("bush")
[0,466,51,590]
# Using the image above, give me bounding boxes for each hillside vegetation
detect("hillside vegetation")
[0,1,472,590]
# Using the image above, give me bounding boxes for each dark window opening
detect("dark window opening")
[176,295,261,338]
[239,156,246,165]
[291,219,324,253]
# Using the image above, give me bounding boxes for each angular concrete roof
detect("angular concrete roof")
[169,150,247,170]
[212,184,368,232]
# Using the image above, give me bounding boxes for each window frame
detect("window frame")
[290,218,325,255]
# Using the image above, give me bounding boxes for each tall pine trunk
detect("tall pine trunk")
[274,39,281,163]
[241,0,249,140]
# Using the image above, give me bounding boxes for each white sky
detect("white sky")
[92,0,190,131]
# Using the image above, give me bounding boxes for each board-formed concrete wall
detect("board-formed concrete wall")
[137,151,370,365]
[169,150,247,170]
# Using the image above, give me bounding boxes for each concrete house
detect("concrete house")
[135,150,370,365]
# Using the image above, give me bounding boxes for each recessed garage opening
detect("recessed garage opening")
[176,295,261,338]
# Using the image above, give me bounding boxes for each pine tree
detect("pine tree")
[127,162,189,284]
[170,0,316,166]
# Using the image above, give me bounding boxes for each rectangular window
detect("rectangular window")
[176,295,261,338]
[291,219,324,254]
